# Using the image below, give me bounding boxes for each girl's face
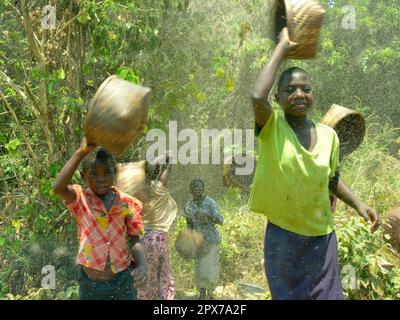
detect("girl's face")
[277,72,314,118]
[84,159,115,196]
[190,182,204,199]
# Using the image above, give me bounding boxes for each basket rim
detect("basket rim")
[88,75,117,113]
[273,0,293,39]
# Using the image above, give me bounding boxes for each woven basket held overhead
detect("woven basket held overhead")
[84,75,151,156]
[273,0,325,59]
[321,104,366,158]
[223,154,255,192]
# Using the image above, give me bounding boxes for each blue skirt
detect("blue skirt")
[264,222,344,300]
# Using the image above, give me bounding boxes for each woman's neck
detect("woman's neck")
[193,195,205,204]
[284,114,311,129]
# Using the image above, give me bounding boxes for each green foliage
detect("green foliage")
[337,215,400,299]
[1,0,400,300]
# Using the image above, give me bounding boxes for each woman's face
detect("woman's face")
[190,182,204,199]
[277,72,314,118]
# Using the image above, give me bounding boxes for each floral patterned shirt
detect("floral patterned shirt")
[183,196,223,245]
[64,184,144,272]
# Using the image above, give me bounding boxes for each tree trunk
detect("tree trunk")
[20,0,57,161]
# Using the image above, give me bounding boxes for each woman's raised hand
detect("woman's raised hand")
[279,27,298,51]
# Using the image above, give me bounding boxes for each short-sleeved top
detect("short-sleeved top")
[142,180,178,233]
[248,108,340,236]
[65,184,144,272]
[183,196,223,245]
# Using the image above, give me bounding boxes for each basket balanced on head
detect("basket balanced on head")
[272,0,325,59]
[321,104,366,158]
[84,75,151,156]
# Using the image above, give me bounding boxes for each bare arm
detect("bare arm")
[130,236,147,288]
[52,138,95,204]
[157,153,172,186]
[252,28,297,127]
[330,176,380,233]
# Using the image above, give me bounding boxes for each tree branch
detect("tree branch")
[20,0,47,65]
[0,90,41,175]
[0,71,40,118]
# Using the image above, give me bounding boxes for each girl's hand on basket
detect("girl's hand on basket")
[79,137,96,155]
[278,27,298,51]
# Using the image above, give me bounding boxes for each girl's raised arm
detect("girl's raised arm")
[52,138,95,204]
[157,152,172,186]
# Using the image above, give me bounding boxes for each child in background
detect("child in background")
[136,152,177,300]
[52,137,147,300]
[183,178,223,300]
[248,28,380,300]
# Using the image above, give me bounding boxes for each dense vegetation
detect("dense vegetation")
[1,0,400,299]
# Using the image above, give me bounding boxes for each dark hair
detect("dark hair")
[190,178,204,189]
[81,148,116,173]
[145,161,159,180]
[277,67,311,92]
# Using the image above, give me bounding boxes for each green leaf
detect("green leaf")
[77,12,90,25]
[226,79,234,92]
[56,69,65,80]
[0,237,7,247]
[128,3,136,13]
[5,138,21,152]
[118,68,129,80]
[196,92,206,102]
[215,68,225,79]
[11,220,22,230]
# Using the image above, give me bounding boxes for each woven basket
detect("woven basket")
[223,154,255,191]
[115,160,148,203]
[174,227,204,260]
[383,207,400,252]
[272,0,325,59]
[321,104,366,157]
[84,75,151,156]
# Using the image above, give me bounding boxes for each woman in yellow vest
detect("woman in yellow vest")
[248,28,380,300]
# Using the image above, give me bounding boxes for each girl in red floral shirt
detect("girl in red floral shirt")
[53,137,147,300]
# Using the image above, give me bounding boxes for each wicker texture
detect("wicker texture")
[84,75,151,156]
[321,104,366,157]
[222,154,255,191]
[174,227,205,260]
[273,0,325,59]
